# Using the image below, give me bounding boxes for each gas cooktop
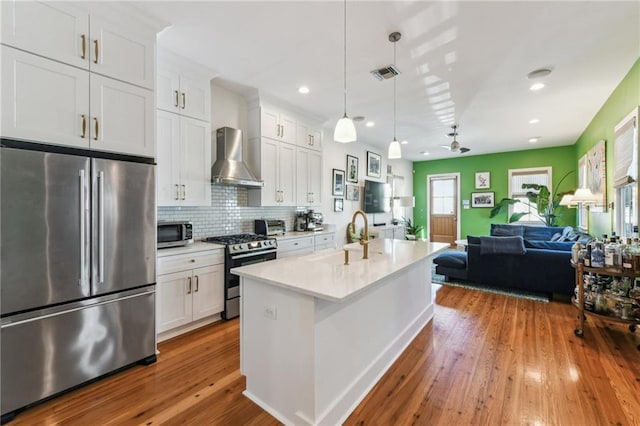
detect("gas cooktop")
[204,233,277,255]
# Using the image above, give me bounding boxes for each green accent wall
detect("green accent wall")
[413,145,577,239]
[574,58,640,237]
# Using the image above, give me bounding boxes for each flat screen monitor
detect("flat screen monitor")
[363,180,391,214]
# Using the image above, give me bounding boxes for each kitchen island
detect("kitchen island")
[232,238,449,425]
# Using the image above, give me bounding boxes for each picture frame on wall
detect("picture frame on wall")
[346,184,359,201]
[475,171,490,189]
[332,169,345,196]
[346,155,359,183]
[366,151,381,178]
[334,198,344,212]
[471,192,495,208]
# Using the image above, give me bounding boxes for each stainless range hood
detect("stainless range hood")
[211,127,263,188]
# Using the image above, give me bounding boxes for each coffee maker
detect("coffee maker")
[295,210,324,231]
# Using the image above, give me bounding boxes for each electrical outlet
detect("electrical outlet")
[263,305,277,320]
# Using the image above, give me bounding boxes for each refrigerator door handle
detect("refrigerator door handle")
[79,169,86,287]
[99,170,105,283]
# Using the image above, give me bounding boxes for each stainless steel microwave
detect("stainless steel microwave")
[157,221,194,248]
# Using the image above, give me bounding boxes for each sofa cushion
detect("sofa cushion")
[524,240,573,251]
[433,251,467,268]
[480,236,526,255]
[490,224,524,237]
[523,226,563,241]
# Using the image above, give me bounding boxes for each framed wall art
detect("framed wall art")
[332,169,345,196]
[471,192,495,208]
[586,139,606,210]
[366,151,381,178]
[346,184,360,201]
[334,198,344,212]
[475,171,490,189]
[346,155,359,183]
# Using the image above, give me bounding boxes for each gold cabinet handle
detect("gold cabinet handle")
[181,184,186,200]
[93,117,99,141]
[80,34,86,59]
[187,276,192,294]
[181,92,186,109]
[175,184,180,200]
[93,39,98,64]
[81,114,87,138]
[174,90,179,107]
[194,276,199,292]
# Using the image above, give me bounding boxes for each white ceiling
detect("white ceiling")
[134,1,640,161]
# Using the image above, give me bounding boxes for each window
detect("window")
[508,167,552,223]
[614,107,639,237]
[430,178,456,214]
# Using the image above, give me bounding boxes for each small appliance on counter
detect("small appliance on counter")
[295,210,324,232]
[157,221,194,248]
[255,219,286,236]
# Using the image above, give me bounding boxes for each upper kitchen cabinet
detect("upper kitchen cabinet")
[296,147,322,207]
[296,122,322,152]
[157,110,211,206]
[260,106,296,143]
[247,137,296,207]
[1,1,156,90]
[157,49,213,122]
[1,46,154,157]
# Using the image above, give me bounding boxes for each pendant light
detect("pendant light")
[387,32,402,159]
[334,0,356,143]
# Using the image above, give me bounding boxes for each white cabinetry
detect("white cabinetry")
[369,225,406,240]
[314,233,336,250]
[0,2,158,157]
[261,106,295,143]
[157,111,211,206]
[157,248,224,341]
[277,236,314,258]
[157,72,210,122]
[296,148,322,206]
[248,137,296,206]
[296,122,322,151]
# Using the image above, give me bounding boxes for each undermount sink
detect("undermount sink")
[304,244,384,266]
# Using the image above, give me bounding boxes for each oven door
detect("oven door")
[224,249,276,319]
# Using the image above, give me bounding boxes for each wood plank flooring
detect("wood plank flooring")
[8,285,640,425]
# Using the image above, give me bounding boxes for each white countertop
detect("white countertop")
[232,239,449,302]
[274,228,334,240]
[157,241,224,257]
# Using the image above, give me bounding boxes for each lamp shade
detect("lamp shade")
[334,115,357,143]
[559,194,576,207]
[388,138,402,159]
[572,187,598,204]
[393,196,415,207]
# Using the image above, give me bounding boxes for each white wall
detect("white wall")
[320,126,414,244]
[210,80,249,163]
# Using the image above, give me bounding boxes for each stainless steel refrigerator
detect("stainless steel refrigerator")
[0,144,156,420]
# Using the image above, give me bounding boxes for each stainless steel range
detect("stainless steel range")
[204,233,277,319]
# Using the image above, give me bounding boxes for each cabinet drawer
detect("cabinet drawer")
[277,236,314,254]
[314,233,335,249]
[158,250,224,275]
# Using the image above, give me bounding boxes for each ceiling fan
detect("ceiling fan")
[440,125,470,154]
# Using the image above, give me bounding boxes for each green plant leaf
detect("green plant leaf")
[508,212,527,223]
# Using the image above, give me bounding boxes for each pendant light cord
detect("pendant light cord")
[393,39,397,140]
[343,0,347,116]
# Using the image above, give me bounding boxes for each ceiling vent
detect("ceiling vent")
[370,65,400,81]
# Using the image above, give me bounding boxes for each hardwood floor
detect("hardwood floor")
[9,286,640,425]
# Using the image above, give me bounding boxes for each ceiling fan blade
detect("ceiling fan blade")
[439,145,452,151]
[460,147,470,153]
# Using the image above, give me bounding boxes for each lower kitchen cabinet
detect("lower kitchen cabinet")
[314,232,336,250]
[277,235,314,258]
[157,247,224,341]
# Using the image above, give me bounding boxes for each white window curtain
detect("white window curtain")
[508,167,552,223]
[614,115,637,188]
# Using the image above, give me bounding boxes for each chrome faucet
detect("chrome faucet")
[351,209,369,259]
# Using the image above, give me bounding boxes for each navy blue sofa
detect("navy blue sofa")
[434,224,591,297]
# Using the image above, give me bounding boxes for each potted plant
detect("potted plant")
[402,217,424,240]
[490,170,574,226]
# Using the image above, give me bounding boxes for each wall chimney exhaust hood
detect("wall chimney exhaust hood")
[211,127,263,188]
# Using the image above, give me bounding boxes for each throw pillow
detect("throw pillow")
[480,236,526,255]
[551,232,563,242]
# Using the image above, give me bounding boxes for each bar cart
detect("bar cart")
[572,262,640,350]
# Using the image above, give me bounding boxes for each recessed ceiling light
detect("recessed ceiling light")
[365,121,375,127]
[529,83,545,91]
[401,140,408,145]
[298,86,310,94]
[529,118,540,124]
[529,137,540,143]
[420,151,430,156]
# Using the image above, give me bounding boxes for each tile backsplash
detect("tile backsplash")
[158,185,298,239]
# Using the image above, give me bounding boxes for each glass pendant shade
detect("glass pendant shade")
[334,114,357,143]
[388,138,402,159]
